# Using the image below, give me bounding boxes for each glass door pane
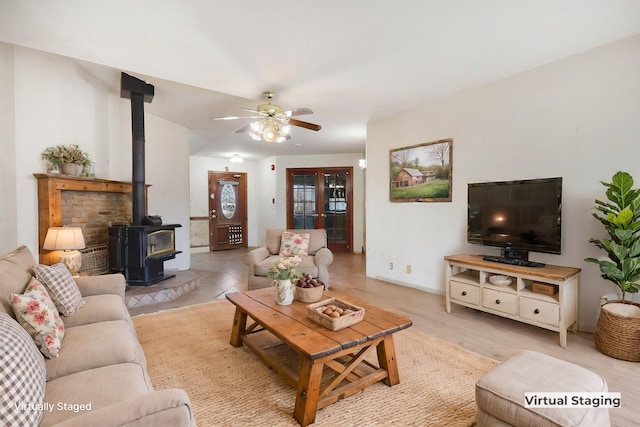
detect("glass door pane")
[324,172,348,246]
[292,174,316,229]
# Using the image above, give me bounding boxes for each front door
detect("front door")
[286,167,353,252]
[208,171,247,251]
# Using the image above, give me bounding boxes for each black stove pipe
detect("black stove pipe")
[130,92,146,225]
[120,73,154,225]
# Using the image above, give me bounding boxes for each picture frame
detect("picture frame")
[389,138,452,202]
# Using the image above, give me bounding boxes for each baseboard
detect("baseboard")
[190,246,210,254]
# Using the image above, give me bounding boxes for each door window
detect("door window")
[220,183,237,219]
[292,173,317,229]
[324,172,348,247]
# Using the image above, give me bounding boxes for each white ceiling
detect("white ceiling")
[1,1,640,161]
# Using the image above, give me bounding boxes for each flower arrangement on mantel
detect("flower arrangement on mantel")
[267,255,303,280]
[42,144,91,175]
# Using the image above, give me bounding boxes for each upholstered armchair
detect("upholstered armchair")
[248,229,334,290]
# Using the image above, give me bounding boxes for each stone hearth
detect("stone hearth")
[125,271,200,309]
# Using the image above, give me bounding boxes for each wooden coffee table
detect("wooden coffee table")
[226,288,412,426]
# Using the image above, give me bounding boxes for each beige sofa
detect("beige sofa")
[0,246,195,426]
[247,229,334,290]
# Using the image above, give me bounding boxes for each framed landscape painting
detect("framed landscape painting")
[389,138,452,202]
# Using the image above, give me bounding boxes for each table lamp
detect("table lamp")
[43,226,86,275]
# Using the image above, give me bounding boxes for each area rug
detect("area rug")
[133,300,499,426]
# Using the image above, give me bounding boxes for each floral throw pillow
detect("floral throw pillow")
[11,277,65,358]
[279,232,310,257]
[34,263,85,316]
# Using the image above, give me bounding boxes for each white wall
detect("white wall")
[189,153,366,252]
[366,35,640,332]
[0,43,17,254]
[256,156,279,237]
[145,114,191,271]
[5,45,191,269]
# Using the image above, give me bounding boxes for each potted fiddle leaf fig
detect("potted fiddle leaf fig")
[585,171,640,361]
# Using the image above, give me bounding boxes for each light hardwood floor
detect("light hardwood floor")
[130,249,638,426]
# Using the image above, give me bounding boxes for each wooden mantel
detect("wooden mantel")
[33,174,140,265]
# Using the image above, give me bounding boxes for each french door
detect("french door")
[208,171,247,250]
[286,167,353,252]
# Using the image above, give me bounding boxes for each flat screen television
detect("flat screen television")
[467,177,562,266]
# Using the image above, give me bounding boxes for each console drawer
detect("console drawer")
[519,296,559,327]
[482,288,517,315]
[450,281,480,306]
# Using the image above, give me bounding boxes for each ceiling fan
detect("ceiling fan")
[210,91,321,143]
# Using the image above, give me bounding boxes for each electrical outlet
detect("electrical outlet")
[406,264,412,274]
[389,262,393,270]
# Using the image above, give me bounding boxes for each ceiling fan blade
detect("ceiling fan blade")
[288,118,322,131]
[240,108,263,114]
[284,107,313,117]
[210,115,261,120]
[235,124,251,133]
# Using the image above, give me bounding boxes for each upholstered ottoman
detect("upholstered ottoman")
[475,350,610,426]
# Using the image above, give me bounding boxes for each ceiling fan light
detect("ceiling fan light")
[214,91,320,146]
[250,121,262,132]
[263,123,279,143]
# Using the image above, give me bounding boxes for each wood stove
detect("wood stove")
[108,73,182,286]
[109,224,181,286]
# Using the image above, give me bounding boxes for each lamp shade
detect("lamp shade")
[43,227,86,250]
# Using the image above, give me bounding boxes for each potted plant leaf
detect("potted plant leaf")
[42,144,91,176]
[585,171,640,361]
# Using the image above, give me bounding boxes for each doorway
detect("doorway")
[286,167,353,252]
[208,171,247,251]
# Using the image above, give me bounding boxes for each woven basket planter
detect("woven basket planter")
[594,301,640,362]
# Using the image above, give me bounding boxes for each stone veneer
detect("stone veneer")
[61,191,132,247]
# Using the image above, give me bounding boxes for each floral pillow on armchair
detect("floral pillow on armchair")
[279,232,310,257]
